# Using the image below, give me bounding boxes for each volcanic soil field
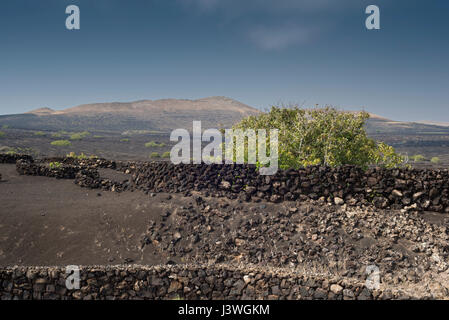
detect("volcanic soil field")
[1,154,449,300]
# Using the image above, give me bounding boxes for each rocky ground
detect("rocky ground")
[2,162,449,298]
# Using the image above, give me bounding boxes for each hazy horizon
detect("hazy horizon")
[1,0,448,122]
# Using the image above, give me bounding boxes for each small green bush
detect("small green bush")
[51,140,71,147]
[150,152,160,158]
[162,151,171,158]
[411,154,426,162]
[145,141,165,148]
[52,132,63,138]
[49,162,62,169]
[34,131,46,136]
[1,147,35,155]
[120,138,130,142]
[0,131,5,138]
[70,134,83,140]
[70,131,90,141]
[431,157,441,164]
[66,152,90,159]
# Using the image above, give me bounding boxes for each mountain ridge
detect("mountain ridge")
[27,96,259,116]
[4,96,260,133]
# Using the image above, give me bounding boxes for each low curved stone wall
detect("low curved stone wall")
[0,265,404,300]
[16,160,82,179]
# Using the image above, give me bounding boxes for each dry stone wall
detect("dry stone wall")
[0,265,404,300]
[0,153,33,164]
[7,155,449,213]
[121,162,449,213]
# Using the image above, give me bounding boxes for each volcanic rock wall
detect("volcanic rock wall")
[0,153,33,164]
[0,265,402,300]
[120,162,449,213]
[8,155,449,213]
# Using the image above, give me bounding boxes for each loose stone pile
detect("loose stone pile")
[138,194,449,296]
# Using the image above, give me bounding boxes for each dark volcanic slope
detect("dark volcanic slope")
[364,116,449,135]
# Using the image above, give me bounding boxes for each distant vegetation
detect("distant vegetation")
[233,106,405,169]
[51,140,72,147]
[411,154,426,162]
[122,130,163,136]
[150,152,160,158]
[145,141,165,148]
[431,157,441,164]
[34,131,46,136]
[0,131,5,138]
[0,146,36,156]
[120,138,130,142]
[93,135,103,139]
[1,125,9,129]
[66,152,97,159]
[70,131,91,141]
[162,151,171,158]
[52,132,63,138]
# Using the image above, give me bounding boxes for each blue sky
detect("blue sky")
[0,0,448,121]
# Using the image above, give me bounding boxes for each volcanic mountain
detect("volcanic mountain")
[0,97,260,133]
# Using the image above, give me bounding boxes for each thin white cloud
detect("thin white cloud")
[178,0,356,50]
[248,24,318,50]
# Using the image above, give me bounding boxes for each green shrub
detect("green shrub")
[34,131,46,136]
[120,138,130,142]
[70,131,90,141]
[52,132,63,138]
[431,157,441,164]
[70,134,83,140]
[122,130,163,136]
[162,151,171,158]
[0,131,5,138]
[51,140,71,147]
[233,106,405,169]
[1,147,35,155]
[1,146,17,155]
[411,154,426,162]
[145,141,157,147]
[145,141,165,148]
[93,135,103,139]
[49,162,62,169]
[66,152,90,159]
[150,152,160,158]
